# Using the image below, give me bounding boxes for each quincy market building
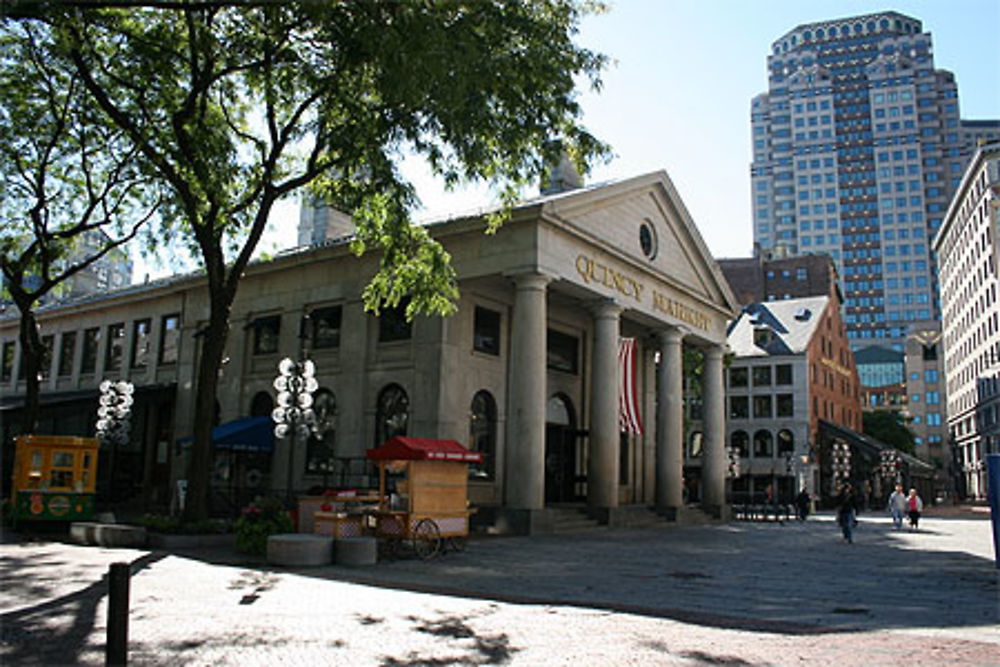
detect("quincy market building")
[0,172,739,533]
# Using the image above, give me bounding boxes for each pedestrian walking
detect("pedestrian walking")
[887,483,907,530]
[794,487,810,521]
[907,488,924,531]
[836,483,859,544]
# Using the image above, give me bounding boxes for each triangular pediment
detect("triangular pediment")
[536,172,739,315]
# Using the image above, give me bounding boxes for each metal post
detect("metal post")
[106,562,130,666]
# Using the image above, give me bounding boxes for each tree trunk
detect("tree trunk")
[183,297,232,522]
[16,302,43,435]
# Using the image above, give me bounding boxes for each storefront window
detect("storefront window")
[468,390,496,479]
[81,328,100,374]
[547,329,578,374]
[310,306,342,349]
[473,307,501,355]
[58,332,76,377]
[252,315,281,355]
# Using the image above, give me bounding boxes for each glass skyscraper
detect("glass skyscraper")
[750,11,973,350]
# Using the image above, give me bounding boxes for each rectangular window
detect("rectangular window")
[378,301,411,343]
[131,319,151,369]
[1,340,14,382]
[105,323,125,372]
[775,364,793,385]
[159,314,180,365]
[729,367,748,387]
[473,306,501,356]
[252,315,282,354]
[81,328,100,374]
[776,394,794,417]
[729,396,749,419]
[58,331,76,377]
[40,335,54,380]
[310,306,342,349]
[752,366,772,387]
[546,329,579,374]
[753,395,772,419]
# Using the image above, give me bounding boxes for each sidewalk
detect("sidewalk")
[2,511,997,665]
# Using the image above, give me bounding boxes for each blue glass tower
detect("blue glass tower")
[750,12,970,350]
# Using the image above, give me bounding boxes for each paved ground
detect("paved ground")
[1,508,997,665]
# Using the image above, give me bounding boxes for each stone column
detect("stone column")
[506,273,550,510]
[588,300,622,509]
[656,328,684,511]
[701,344,727,513]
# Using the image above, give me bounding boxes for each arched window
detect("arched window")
[777,429,794,455]
[753,430,773,457]
[469,391,497,480]
[375,384,408,446]
[250,392,273,418]
[306,389,337,474]
[689,431,703,458]
[546,394,575,427]
[730,430,749,458]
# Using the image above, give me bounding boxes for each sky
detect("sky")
[137,0,1000,278]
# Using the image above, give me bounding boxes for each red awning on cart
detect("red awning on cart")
[366,436,483,463]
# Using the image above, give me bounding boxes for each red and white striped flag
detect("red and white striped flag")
[618,337,643,435]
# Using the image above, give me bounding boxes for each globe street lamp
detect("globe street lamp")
[96,380,134,498]
[272,357,318,504]
[832,441,852,493]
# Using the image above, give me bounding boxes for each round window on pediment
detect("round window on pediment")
[639,221,657,260]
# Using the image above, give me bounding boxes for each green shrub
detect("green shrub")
[234,497,293,555]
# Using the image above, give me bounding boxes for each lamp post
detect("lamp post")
[879,448,902,485]
[96,380,134,497]
[726,445,741,504]
[272,357,318,504]
[832,441,852,494]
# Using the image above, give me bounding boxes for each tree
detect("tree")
[862,410,916,456]
[0,21,158,434]
[21,2,608,519]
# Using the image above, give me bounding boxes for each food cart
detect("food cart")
[9,435,99,523]
[363,436,481,559]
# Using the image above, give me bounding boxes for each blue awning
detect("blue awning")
[177,416,274,453]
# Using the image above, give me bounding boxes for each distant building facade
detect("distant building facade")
[750,11,998,350]
[934,141,1000,500]
[721,295,862,504]
[717,252,839,306]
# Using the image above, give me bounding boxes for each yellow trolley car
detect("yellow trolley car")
[10,435,99,522]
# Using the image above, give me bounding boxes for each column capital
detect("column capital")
[657,327,685,346]
[590,298,622,320]
[703,344,726,361]
[505,270,552,292]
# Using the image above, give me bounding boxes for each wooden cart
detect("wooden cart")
[365,436,481,559]
[9,435,99,523]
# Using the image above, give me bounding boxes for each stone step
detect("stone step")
[549,508,604,534]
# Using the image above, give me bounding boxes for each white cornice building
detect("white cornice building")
[933,141,1000,499]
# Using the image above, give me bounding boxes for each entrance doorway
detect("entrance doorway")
[544,394,582,503]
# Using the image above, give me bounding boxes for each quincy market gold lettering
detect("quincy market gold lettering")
[575,254,644,302]
[652,291,711,331]
[574,254,710,331]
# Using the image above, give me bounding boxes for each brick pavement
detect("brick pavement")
[1,510,997,665]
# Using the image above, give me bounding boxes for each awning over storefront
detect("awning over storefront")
[367,436,482,462]
[178,416,274,453]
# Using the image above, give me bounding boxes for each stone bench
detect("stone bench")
[266,533,333,567]
[334,537,377,566]
[70,522,148,548]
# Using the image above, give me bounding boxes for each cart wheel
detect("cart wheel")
[412,519,442,560]
[446,536,467,553]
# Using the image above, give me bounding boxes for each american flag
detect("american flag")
[618,337,644,435]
